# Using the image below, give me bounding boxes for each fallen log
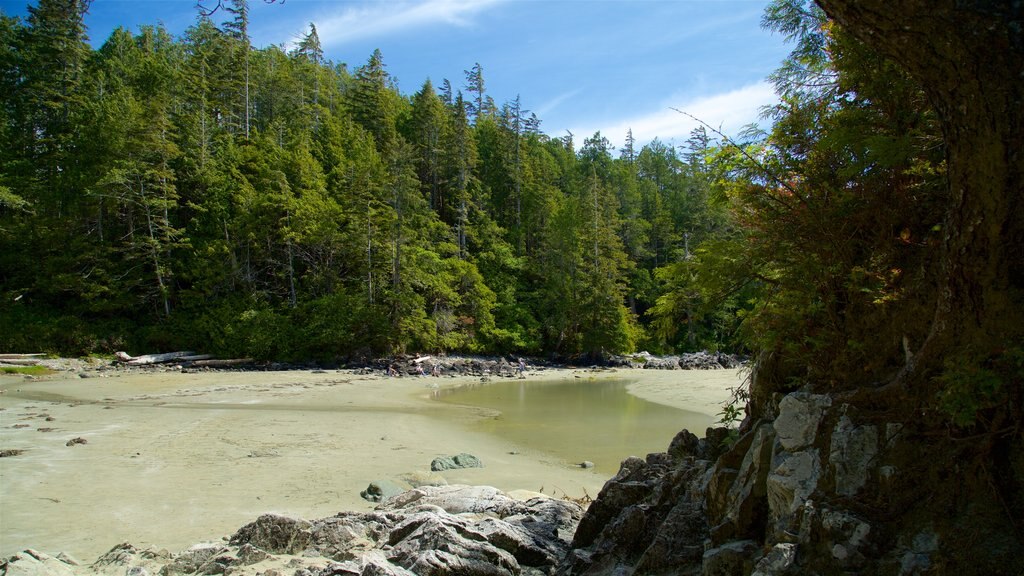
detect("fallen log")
[0,353,46,360]
[0,359,41,366]
[116,351,198,365]
[189,358,254,367]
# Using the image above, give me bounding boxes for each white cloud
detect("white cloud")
[569,81,778,149]
[310,0,505,47]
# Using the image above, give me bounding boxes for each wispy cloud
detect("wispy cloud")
[534,89,581,117]
[308,0,505,47]
[569,82,778,148]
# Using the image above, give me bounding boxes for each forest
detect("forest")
[0,0,758,361]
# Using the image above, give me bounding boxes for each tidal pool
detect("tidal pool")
[433,377,716,476]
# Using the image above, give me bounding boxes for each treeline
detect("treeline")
[0,0,750,360]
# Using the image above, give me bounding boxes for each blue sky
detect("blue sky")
[2,0,791,148]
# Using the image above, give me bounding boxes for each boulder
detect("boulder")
[429,453,483,471]
[766,450,821,518]
[229,514,313,555]
[360,480,409,503]
[773,393,831,451]
[1,550,77,576]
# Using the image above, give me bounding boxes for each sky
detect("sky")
[1,0,793,149]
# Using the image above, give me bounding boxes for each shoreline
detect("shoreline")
[0,366,740,562]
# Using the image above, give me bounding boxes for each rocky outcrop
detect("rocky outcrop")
[2,486,582,576]
[560,388,1024,575]
[559,429,729,576]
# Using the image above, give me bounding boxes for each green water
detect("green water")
[433,378,714,476]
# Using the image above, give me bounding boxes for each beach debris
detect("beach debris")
[0,449,25,457]
[66,437,88,447]
[578,461,595,469]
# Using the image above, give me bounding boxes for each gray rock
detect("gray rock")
[820,510,871,568]
[0,550,77,576]
[701,540,760,576]
[751,543,797,576]
[562,446,711,576]
[429,453,483,471]
[360,480,409,503]
[158,544,229,576]
[829,415,878,497]
[385,513,519,575]
[229,514,313,555]
[766,450,820,517]
[710,424,775,542]
[578,461,594,469]
[773,393,831,451]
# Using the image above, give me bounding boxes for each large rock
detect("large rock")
[560,431,716,576]
[773,393,831,451]
[1,550,78,576]
[429,453,483,472]
[706,423,775,544]
[766,450,821,518]
[829,414,878,497]
[230,514,313,555]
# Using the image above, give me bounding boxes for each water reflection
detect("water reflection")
[433,378,713,475]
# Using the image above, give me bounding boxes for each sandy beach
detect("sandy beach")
[0,366,742,562]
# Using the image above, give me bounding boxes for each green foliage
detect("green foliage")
[1,365,53,375]
[0,7,759,361]
[937,346,1023,427]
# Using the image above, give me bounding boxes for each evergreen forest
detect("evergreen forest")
[0,0,757,361]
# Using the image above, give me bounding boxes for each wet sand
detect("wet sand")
[0,366,741,561]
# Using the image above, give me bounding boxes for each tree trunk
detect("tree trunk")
[815,0,1024,384]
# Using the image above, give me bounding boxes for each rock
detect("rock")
[1,550,78,576]
[158,544,229,576]
[229,514,313,554]
[385,513,520,575]
[429,453,482,471]
[773,393,831,451]
[829,414,878,497]
[701,540,760,576]
[766,450,821,518]
[577,461,594,469]
[820,510,871,568]
[53,554,79,567]
[707,423,775,543]
[234,543,268,566]
[360,480,409,503]
[307,485,580,576]
[561,440,712,576]
[668,429,702,461]
[65,437,87,447]
[750,543,797,576]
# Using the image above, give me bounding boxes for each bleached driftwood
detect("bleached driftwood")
[115,351,198,365]
[189,358,254,367]
[0,358,41,366]
[0,353,46,360]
